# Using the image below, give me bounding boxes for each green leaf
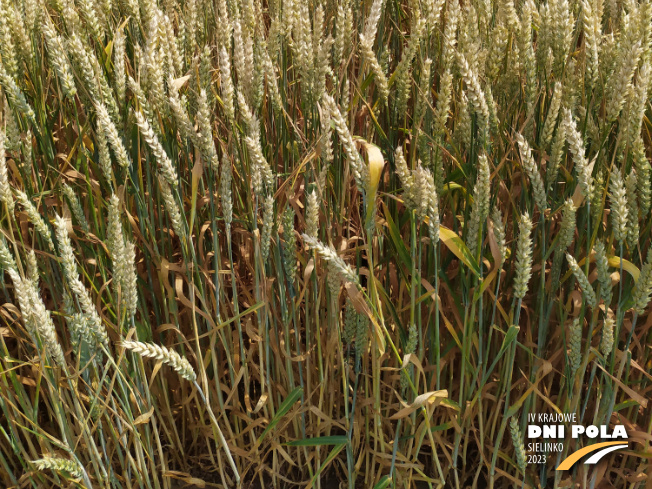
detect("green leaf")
[430,421,453,433]
[257,387,303,444]
[198,302,266,339]
[286,436,348,447]
[614,399,639,412]
[482,325,519,385]
[305,444,346,489]
[373,475,392,489]
[500,325,520,356]
[381,201,412,271]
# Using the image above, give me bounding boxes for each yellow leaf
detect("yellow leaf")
[390,390,448,419]
[439,226,481,276]
[355,140,385,231]
[607,256,640,281]
[133,406,154,425]
[364,142,385,194]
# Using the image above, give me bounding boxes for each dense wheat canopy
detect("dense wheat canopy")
[0,0,651,486]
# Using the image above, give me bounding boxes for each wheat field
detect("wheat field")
[0,0,651,487]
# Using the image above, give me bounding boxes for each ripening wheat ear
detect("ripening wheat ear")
[440,1,459,69]
[32,456,82,478]
[107,195,138,318]
[513,213,533,300]
[302,234,360,287]
[395,146,415,207]
[0,61,36,125]
[558,199,577,251]
[14,190,55,250]
[158,176,186,239]
[305,189,319,239]
[323,94,369,192]
[632,138,652,215]
[1,237,64,368]
[605,41,642,122]
[581,0,600,89]
[359,34,389,103]
[11,264,66,368]
[218,46,235,122]
[625,172,639,249]
[0,126,14,213]
[631,251,652,315]
[609,169,628,244]
[541,82,562,148]
[133,110,178,187]
[457,52,490,132]
[54,215,108,350]
[414,58,432,125]
[96,102,131,169]
[563,109,593,200]
[168,81,199,146]
[465,154,490,257]
[113,27,126,106]
[261,195,274,263]
[516,133,547,211]
[282,208,298,283]
[490,207,508,265]
[122,340,197,382]
[196,89,219,171]
[41,19,76,100]
[62,184,89,233]
[395,146,441,244]
[0,238,16,271]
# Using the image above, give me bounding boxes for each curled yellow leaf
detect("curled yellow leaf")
[390,390,448,419]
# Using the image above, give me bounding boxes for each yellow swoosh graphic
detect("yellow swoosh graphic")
[557,441,626,470]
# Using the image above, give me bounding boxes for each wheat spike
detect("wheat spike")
[122,340,197,382]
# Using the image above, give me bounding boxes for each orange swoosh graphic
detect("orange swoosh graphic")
[556,441,626,470]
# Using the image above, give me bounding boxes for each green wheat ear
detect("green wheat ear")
[569,318,583,374]
[566,253,597,309]
[594,242,613,308]
[600,317,615,358]
[509,417,526,474]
